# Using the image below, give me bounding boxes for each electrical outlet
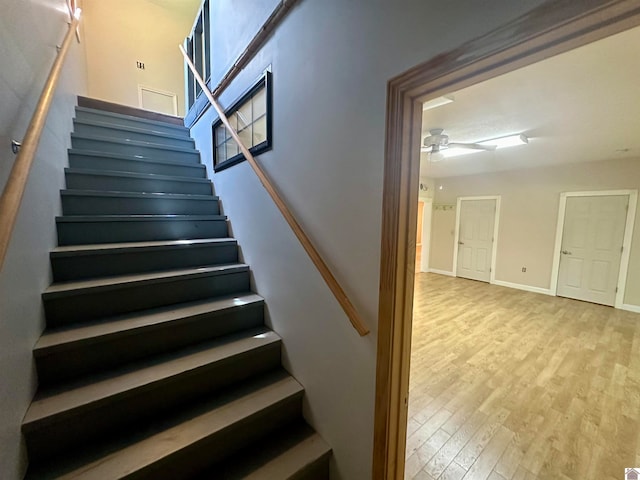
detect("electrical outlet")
[136,61,145,70]
[522,267,527,272]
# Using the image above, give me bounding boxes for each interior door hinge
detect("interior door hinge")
[621,246,624,253]
[616,286,619,293]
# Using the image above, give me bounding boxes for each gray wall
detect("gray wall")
[0,1,87,478]
[190,1,547,477]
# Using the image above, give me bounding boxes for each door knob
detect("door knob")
[561,250,572,255]
[459,241,465,245]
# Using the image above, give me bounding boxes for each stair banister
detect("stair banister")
[0,9,82,271]
[180,45,370,337]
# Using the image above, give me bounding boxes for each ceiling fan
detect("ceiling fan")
[422,128,497,160]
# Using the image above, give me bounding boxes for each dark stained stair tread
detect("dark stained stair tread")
[49,238,238,281]
[43,264,248,298]
[70,133,199,154]
[68,148,206,169]
[51,238,236,256]
[22,98,331,475]
[63,168,214,196]
[56,214,224,222]
[77,98,185,126]
[60,190,220,216]
[70,133,200,164]
[60,190,218,200]
[35,294,265,388]
[35,293,264,353]
[26,371,303,479]
[74,118,194,142]
[23,328,281,428]
[207,422,331,479]
[64,168,212,184]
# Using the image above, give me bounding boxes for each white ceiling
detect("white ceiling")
[144,0,202,17]
[421,26,640,179]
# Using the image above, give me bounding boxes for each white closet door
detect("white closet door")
[557,195,628,306]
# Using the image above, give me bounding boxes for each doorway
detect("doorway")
[552,190,637,307]
[415,201,424,271]
[416,199,433,273]
[453,196,500,283]
[374,2,640,479]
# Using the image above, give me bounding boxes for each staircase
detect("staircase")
[22,97,331,479]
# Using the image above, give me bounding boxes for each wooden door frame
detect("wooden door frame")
[452,195,501,283]
[373,2,640,478]
[550,189,638,309]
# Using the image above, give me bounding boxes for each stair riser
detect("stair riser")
[61,195,220,216]
[74,122,195,148]
[25,343,284,465]
[36,303,264,386]
[137,394,303,480]
[65,172,213,195]
[44,270,249,327]
[68,153,206,178]
[294,456,332,480]
[75,109,190,136]
[71,136,200,163]
[57,218,227,245]
[51,243,237,281]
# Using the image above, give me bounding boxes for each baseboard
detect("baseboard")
[620,303,640,314]
[427,274,640,309]
[428,269,455,277]
[491,279,554,296]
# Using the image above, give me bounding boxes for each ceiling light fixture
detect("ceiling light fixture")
[421,133,529,158]
[422,95,454,111]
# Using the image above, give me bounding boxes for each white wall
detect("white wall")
[82,0,198,116]
[189,1,548,477]
[428,158,640,306]
[0,1,87,478]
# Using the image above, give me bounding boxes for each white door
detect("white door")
[557,195,628,306]
[420,199,432,273]
[456,199,496,282]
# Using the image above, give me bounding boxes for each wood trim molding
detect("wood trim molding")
[491,279,554,296]
[428,269,455,277]
[621,303,640,314]
[373,1,640,478]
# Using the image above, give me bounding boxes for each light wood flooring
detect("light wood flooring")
[406,273,640,480]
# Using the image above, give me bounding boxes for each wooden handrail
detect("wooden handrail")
[0,9,82,271]
[180,45,370,337]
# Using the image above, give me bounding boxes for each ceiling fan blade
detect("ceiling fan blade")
[448,142,497,151]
